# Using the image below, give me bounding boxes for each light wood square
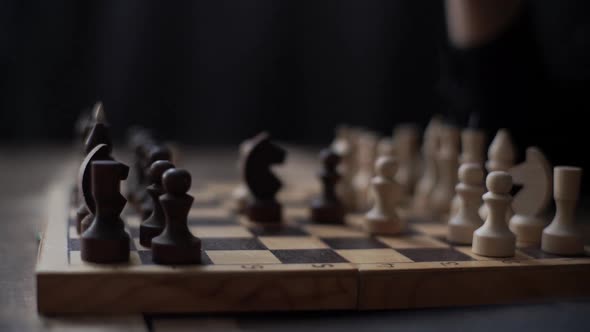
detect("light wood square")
[304,225,366,238]
[455,247,534,261]
[69,251,142,266]
[412,223,448,237]
[189,226,252,238]
[206,250,281,265]
[188,207,230,219]
[259,236,328,250]
[377,235,447,249]
[336,249,412,264]
[69,226,79,239]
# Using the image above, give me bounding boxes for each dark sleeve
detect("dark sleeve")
[437,7,540,131]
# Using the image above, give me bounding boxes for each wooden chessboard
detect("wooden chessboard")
[36,154,590,314]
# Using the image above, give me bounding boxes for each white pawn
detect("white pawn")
[480,129,516,221]
[541,166,585,255]
[363,156,404,235]
[448,164,485,244]
[430,124,460,215]
[413,117,441,212]
[472,171,516,257]
[450,128,486,216]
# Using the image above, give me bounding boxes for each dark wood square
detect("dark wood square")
[248,225,309,236]
[138,250,212,265]
[321,237,388,249]
[520,247,571,259]
[188,216,237,226]
[395,248,473,262]
[272,249,348,264]
[202,238,267,250]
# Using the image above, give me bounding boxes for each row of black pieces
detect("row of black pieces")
[77,158,202,265]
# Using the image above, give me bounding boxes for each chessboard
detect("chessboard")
[36,150,590,314]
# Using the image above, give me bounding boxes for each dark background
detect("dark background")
[0,0,589,158]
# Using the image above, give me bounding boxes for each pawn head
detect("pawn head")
[163,168,192,195]
[375,156,398,179]
[486,171,512,194]
[147,145,172,166]
[149,160,175,185]
[459,163,484,186]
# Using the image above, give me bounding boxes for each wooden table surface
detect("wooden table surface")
[2,145,590,332]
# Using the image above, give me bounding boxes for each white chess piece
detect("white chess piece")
[448,163,485,244]
[363,156,404,235]
[413,117,441,212]
[541,166,585,255]
[450,127,486,216]
[508,147,552,246]
[392,124,420,196]
[430,124,460,215]
[480,129,516,221]
[233,138,254,212]
[353,131,378,212]
[472,171,516,257]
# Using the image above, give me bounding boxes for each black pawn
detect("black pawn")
[139,145,173,219]
[139,160,175,247]
[81,160,130,263]
[310,149,345,224]
[152,168,201,265]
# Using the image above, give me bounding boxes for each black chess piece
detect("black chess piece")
[138,144,173,220]
[242,132,287,223]
[151,168,201,265]
[84,102,111,154]
[310,148,345,224]
[139,160,175,247]
[81,160,130,263]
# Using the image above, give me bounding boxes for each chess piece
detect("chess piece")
[81,160,130,263]
[152,168,201,265]
[332,126,357,212]
[450,126,486,216]
[78,143,113,233]
[472,171,516,257]
[75,204,90,234]
[363,156,404,234]
[353,130,378,211]
[541,166,585,255]
[243,132,287,223]
[480,129,516,220]
[392,124,420,196]
[509,147,552,246]
[140,160,175,247]
[233,138,254,213]
[310,149,345,224]
[413,117,441,212]
[84,102,111,155]
[430,124,460,215]
[139,144,173,220]
[447,163,485,244]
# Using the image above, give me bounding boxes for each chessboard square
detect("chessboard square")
[189,226,253,238]
[454,247,533,261]
[303,225,366,238]
[519,247,565,259]
[259,236,328,250]
[206,250,280,265]
[202,238,267,251]
[68,225,79,239]
[247,225,309,236]
[188,207,230,219]
[68,238,81,251]
[272,249,348,264]
[412,223,448,237]
[322,237,388,250]
[395,248,473,262]
[188,216,237,226]
[377,235,447,249]
[336,249,412,264]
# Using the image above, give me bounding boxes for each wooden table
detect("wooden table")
[2,145,590,331]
